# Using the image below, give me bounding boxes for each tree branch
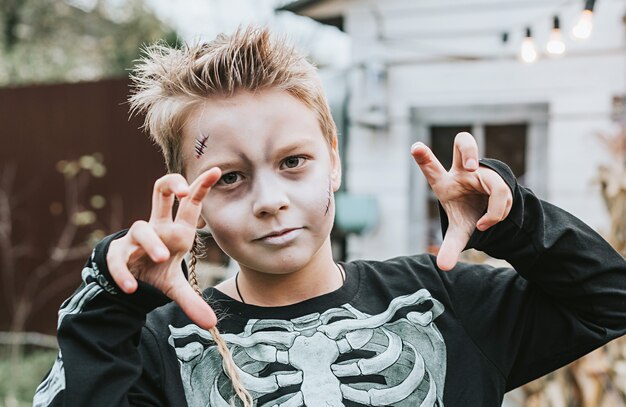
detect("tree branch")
[0,163,17,312]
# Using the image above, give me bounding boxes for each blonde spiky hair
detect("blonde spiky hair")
[129,25,337,176]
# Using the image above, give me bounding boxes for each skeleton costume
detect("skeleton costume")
[34,160,626,407]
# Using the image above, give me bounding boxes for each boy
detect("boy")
[34,26,626,406]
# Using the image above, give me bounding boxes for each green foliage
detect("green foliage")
[0,0,179,86]
[0,347,57,405]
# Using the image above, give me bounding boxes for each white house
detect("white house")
[279,0,626,261]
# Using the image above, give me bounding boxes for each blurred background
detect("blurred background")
[0,0,624,406]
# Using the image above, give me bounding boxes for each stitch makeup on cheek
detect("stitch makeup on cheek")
[194,133,209,158]
[324,179,332,216]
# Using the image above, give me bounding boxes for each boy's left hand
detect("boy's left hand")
[411,132,513,271]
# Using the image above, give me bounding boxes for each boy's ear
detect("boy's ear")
[330,138,342,192]
[196,216,207,229]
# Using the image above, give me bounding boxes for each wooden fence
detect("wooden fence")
[0,78,167,334]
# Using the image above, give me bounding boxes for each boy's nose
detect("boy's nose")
[252,176,289,217]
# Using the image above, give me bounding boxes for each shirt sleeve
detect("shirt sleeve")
[438,158,626,391]
[33,230,173,407]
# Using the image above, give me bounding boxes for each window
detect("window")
[425,123,528,253]
[410,103,547,256]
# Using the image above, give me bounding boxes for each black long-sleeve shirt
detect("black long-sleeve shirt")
[34,159,626,406]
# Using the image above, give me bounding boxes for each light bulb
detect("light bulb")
[520,28,537,63]
[546,16,566,56]
[572,10,594,39]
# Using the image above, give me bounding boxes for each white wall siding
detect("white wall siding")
[341,0,625,260]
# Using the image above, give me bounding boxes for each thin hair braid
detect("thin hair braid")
[188,233,253,407]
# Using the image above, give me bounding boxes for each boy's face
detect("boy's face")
[183,90,341,275]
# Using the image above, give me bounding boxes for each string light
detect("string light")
[376,0,601,64]
[520,27,538,63]
[546,16,566,56]
[572,0,595,39]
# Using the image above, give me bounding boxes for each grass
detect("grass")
[0,346,57,406]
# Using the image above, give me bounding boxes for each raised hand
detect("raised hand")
[411,132,512,271]
[106,168,222,329]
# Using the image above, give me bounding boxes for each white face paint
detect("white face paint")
[183,90,341,277]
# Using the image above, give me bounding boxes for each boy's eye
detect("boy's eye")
[219,172,241,185]
[282,156,305,169]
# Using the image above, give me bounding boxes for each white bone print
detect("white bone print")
[169,289,446,406]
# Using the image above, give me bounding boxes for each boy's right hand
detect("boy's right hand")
[106,168,222,330]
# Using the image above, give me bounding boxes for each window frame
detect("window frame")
[408,103,549,254]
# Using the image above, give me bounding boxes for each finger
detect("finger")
[476,172,513,231]
[168,280,217,329]
[411,142,448,186]
[437,225,470,271]
[452,132,479,172]
[106,236,139,294]
[128,220,170,262]
[504,194,513,218]
[176,167,221,227]
[150,174,190,223]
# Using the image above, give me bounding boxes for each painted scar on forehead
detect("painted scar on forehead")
[194,133,209,158]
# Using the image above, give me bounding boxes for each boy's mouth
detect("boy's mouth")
[256,227,303,244]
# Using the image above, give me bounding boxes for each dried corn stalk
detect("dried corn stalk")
[597,123,626,256]
[519,122,626,406]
